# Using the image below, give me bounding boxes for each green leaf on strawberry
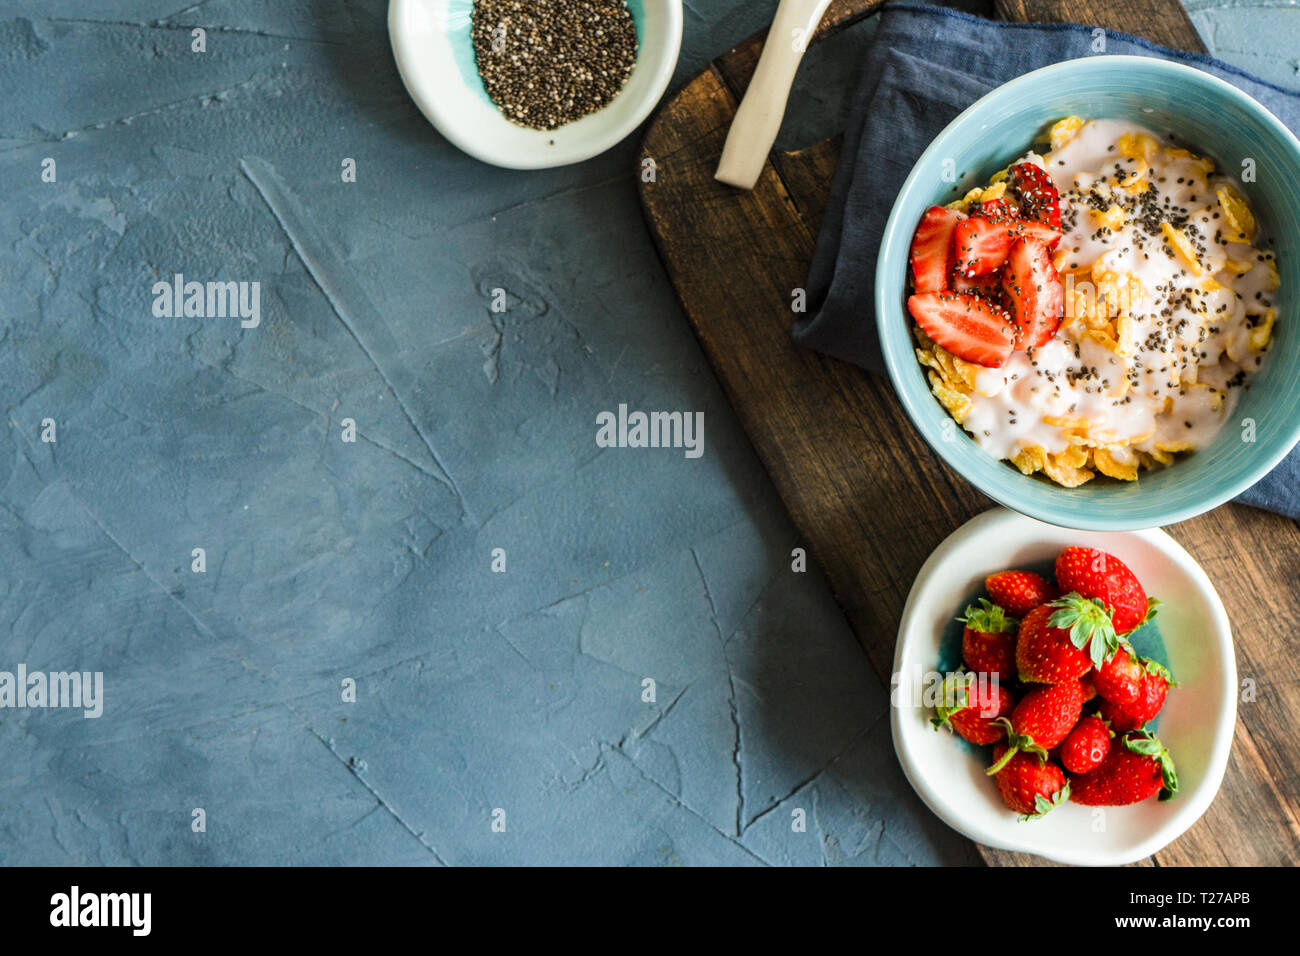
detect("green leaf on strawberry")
[930,672,971,731]
[1022,781,1071,822]
[1141,657,1177,687]
[1048,592,1121,668]
[1124,730,1179,800]
[985,717,1048,773]
[1140,597,1162,627]
[957,598,1015,633]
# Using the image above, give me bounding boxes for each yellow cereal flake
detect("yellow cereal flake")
[1094,447,1139,481]
[1090,204,1126,232]
[1249,308,1276,352]
[1161,222,1203,276]
[1058,445,1089,468]
[977,181,1007,203]
[1222,257,1254,276]
[1216,183,1256,240]
[1092,264,1143,318]
[1042,414,1090,430]
[1145,446,1176,466]
[989,166,1010,185]
[1011,444,1047,476]
[1043,450,1095,488]
[1265,255,1280,291]
[927,371,973,424]
[1049,116,1085,151]
[1068,284,1099,324]
[1121,175,1150,196]
[930,345,981,390]
[1118,132,1158,164]
[1154,441,1196,455]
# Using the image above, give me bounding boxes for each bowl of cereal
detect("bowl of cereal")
[876,56,1300,531]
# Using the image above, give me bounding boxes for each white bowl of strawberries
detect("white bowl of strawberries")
[891,507,1235,866]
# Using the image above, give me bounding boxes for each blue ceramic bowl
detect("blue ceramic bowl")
[876,56,1300,531]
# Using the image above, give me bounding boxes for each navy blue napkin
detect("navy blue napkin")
[799,2,1300,518]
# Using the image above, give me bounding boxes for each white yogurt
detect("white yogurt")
[957,119,1277,467]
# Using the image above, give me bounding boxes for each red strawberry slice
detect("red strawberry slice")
[953,217,1062,277]
[1001,238,1064,349]
[909,206,965,293]
[1014,219,1063,250]
[953,217,1018,277]
[906,291,1015,368]
[1007,162,1062,229]
[950,270,1003,298]
[969,197,1019,220]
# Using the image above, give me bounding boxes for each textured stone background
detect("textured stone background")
[0,0,1293,865]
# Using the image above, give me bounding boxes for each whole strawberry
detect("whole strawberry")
[990,744,1070,820]
[1060,714,1112,774]
[1070,730,1178,806]
[1094,648,1146,706]
[931,672,1015,744]
[958,599,1017,683]
[1015,601,1096,683]
[986,680,1089,773]
[1055,546,1159,636]
[985,570,1058,617]
[1100,661,1174,731]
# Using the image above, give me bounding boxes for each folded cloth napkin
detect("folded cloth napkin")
[798,2,1300,519]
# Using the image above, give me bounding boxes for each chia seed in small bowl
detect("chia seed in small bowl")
[389,0,683,169]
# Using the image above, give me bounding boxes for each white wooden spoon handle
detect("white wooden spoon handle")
[715,0,833,190]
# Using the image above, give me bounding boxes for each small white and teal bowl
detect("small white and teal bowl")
[389,0,683,169]
[891,508,1236,866]
[876,56,1300,531]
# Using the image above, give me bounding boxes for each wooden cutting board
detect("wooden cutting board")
[638,0,1300,865]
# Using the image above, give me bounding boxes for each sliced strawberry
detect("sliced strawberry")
[969,197,1019,220]
[1014,219,1063,250]
[1001,238,1064,349]
[951,270,1002,297]
[1007,162,1062,230]
[907,291,1015,368]
[909,206,965,293]
[953,217,1018,277]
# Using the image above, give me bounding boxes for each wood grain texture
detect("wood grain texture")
[993,0,1207,51]
[639,0,1300,865]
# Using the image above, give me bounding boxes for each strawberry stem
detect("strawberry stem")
[957,598,1016,633]
[1048,592,1120,668]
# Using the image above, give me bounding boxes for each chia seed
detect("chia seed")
[472,0,638,131]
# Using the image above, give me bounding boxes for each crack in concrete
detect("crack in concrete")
[689,547,743,837]
[239,156,469,518]
[740,713,881,835]
[304,725,449,865]
[602,744,771,866]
